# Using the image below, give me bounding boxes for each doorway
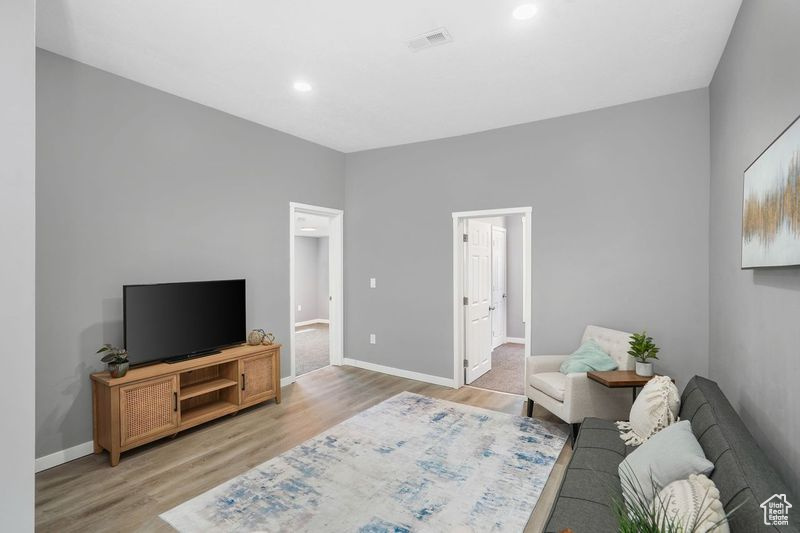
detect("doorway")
[289,202,343,383]
[491,225,507,350]
[452,208,532,394]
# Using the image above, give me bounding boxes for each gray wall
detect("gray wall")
[317,237,330,320]
[294,236,329,323]
[506,215,525,339]
[709,0,800,496]
[36,50,345,457]
[344,89,710,386]
[1,0,35,527]
[295,236,320,323]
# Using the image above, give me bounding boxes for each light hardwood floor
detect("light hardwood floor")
[36,365,571,532]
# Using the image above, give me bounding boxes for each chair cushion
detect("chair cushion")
[559,339,618,374]
[582,325,635,371]
[529,372,566,401]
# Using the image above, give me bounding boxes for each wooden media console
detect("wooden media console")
[91,343,281,466]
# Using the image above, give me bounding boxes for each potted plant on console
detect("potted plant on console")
[97,343,129,378]
[628,331,659,377]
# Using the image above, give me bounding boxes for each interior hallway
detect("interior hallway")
[470,342,525,395]
[295,323,330,376]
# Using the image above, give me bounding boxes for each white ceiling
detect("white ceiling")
[36,0,741,153]
[295,214,330,237]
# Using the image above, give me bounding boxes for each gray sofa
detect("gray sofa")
[544,375,798,532]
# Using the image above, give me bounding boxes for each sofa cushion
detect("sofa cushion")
[653,474,730,533]
[529,372,566,401]
[679,377,798,532]
[619,420,714,505]
[544,418,634,532]
[544,468,623,533]
[545,377,800,533]
[575,417,631,457]
[616,375,680,445]
[544,496,620,533]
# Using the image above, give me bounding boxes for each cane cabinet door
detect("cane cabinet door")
[119,375,179,447]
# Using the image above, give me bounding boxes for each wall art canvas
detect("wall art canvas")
[742,115,800,268]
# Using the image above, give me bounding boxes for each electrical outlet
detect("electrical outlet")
[370,277,376,289]
[297,304,302,311]
[369,334,376,344]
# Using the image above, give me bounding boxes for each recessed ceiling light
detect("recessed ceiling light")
[299,226,316,231]
[293,81,312,92]
[512,4,538,20]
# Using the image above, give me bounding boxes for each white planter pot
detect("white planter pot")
[635,362,654,377]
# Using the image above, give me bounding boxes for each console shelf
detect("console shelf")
[91,343,281,466]
[181,400,239,426]
[180,377,238,400]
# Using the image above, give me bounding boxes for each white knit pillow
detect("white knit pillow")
[617,375,680,445]
[653,474,730,533]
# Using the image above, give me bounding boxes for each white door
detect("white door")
[491,226,507,349]
[465,219,492,383]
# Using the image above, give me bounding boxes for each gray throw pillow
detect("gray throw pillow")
[619,420,714,507]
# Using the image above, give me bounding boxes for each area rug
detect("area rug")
[160,392,567,532]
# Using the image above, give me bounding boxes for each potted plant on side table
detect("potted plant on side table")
[628,331,659,377]
[97,343,129,378]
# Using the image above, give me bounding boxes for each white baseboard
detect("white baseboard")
[491,336,507,350]
[295,318,330,327]
[36,440,94,473]
[343,357,456,388]
[38,375,301,473]
[506,337,525,344]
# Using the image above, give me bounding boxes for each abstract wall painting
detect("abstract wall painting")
[742,115,800,268]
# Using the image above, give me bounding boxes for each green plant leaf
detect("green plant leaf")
[628,330,660,362]
[98,343,126,362]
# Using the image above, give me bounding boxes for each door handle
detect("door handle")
[173,392,178,412]
[241,373,246,391]
[489,306,496,311]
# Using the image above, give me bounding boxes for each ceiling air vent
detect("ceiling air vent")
[408,27,453,52]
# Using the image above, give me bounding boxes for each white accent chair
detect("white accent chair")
[526,325,634,442]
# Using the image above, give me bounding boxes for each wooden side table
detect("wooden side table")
[586,370,674,402]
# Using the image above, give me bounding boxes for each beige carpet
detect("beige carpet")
[470,342,525,395]
[295,323,330,376]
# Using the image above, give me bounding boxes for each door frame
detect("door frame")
[491,225,508,350]
[289,202,344,384]
[452,207,532,389]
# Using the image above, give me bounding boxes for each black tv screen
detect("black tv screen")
[124,279,246,366]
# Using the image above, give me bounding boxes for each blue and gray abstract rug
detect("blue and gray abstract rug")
[161,392,567,532]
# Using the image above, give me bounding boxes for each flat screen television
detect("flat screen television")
[123,279,246,366]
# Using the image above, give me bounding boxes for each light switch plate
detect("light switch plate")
[369,334,376,344]
[370,278,376,289]
[297,304,302,311]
